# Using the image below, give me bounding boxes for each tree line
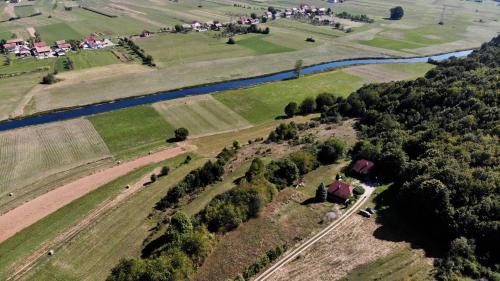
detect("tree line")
[284,36,499,280]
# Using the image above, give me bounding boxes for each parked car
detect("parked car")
[359,210,371,218]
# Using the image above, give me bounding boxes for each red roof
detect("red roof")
[352,159,375,175]
[6,38,24,44]
[85,35,95,42]
[33,42,48,48]
[3,42,16,49]
[35,46,51,53]
[328,180,353,200]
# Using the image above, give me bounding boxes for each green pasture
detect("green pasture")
[136,32,254,67]
[0,73,42,120]
[0,31,14,41]
[88,105,175,158]
[153,96,251,137]
[214,70,363,124]
[14,5,36,18]
[36,23,82,44]
[0,55,56,75]
[66,50,119,70]
[236,35,294,55]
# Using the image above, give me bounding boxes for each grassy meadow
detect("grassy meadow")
[0,154,199,281]
[88,106,175,158]
[65,50,120,70]
[0,119,110,201]
[153,95,251,137]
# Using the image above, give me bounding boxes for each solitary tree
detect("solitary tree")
[294,59,303,78]
[227,37,235,44]
[284,102,299,117]
[41,73,56,84]
[315,182,327,202]
[150,173,158,182]
[160,166,170,177]
[174,127,189,141]
[390,6,404,20]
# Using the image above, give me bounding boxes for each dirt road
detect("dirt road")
[254,184,374,281]
[8,166,162,280]
[0,145,188,244]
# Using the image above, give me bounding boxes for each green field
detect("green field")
[0,119,110,199]
[88,105,175,158]
[0,31,14,40]
[153,95,251,137]
[0,55,56,75]
[66,50,119,70]
[0,73,43,120]
[37,23,83,44]
[13,5,37,18]
[21,156,203,281]
[237,35,294,55]
[214,70,364,124]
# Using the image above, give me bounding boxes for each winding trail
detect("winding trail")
[254,184,374,281]
[0,145,189,244]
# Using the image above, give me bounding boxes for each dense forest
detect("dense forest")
[301,36,499,280]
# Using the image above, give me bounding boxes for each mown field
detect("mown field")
[153,95,251,137]
[36,22,83,44]
[0,154,199,281]
[0,119,110,202]
[87,106,175,159]
[65,50,120,70]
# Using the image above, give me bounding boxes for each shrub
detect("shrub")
[317,137,347,164]
[41,73,56,84]
[390,6,404,20]
[299,97,316,114]
[353,185,365,196]
[150,173,158,182]
[160,166,170,177]
[284,102,299,117]
[227,37,235,44]
[174,127,189,141]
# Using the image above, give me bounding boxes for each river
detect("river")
[0,50,473,132]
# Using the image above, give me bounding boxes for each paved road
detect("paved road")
[254,184,374,281]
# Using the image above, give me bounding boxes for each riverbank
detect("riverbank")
[0,49,473,132]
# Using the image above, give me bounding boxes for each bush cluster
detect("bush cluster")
[120,38,155,66]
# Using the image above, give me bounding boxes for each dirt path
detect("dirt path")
[0,145,189,244]
[26,27,36,38]
[8,166,162,280]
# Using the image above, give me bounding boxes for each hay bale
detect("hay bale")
[48,249,54,256]
[8,192,13,197]
[125,185,130,189]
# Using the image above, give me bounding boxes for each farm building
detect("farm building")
[56,40,72,51]
[327,180,354,202]
[352,159,375,175]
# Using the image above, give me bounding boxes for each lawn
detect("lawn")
[0,72,42,120]
[153,95,251,137]
[22,156,203,281]
[0,31,14,41]
[13,5,36,18]
[36,23,83,44]
[66,50,120,70]
[87,105,175,158]
[358,36,424,52]
[236,35,295,55]
[136,32,254,68]
[214,70,364,124]
[0,119,110,201]
[0,55,56,75]
[0,156,197,280]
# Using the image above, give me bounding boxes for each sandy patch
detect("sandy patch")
[26,27,36,38]
[0,145,190,244]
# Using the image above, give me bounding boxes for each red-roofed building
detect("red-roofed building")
[33,41,48,48]
[33,45,52,58]
[352,159,375,175]
[3,42,17,52]
[56,40,71,51]
[328,180,353,202]
[6,38,25,45]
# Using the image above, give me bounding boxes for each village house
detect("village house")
[18,45,31,57]
[352,159,375,175]
[140,30,152,37]
[32,42,52,59]
[327,179,354,203]
[56,40,71,51]
[3,42,17,53]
